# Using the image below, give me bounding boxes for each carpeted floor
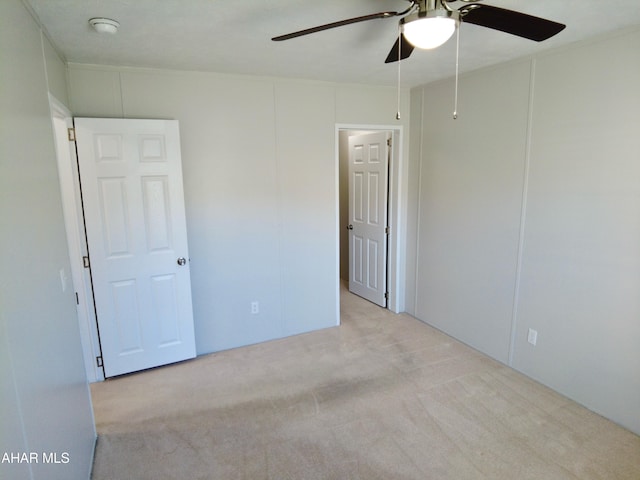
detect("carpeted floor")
[90,286,640,479]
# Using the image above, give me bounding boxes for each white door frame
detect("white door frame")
[49,94,104,382]
[336,124,404,314]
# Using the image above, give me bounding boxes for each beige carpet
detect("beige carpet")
[90,286,640,479]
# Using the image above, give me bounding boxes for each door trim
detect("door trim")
[49,94,104,382]
[336,124,405,314]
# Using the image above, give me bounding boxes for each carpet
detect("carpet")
[90,287,640,479]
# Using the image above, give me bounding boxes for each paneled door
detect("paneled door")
[74,118,196,378]
[348,131,390,307]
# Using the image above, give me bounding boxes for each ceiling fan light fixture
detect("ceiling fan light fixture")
[402,10,458,50]
[89,17,120,35]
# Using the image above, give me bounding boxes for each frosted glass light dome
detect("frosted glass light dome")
[402,11,457,49]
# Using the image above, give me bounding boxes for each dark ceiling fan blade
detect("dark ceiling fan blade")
[272,11,398,41]
[384,33,415,63]
[460,4,565,41]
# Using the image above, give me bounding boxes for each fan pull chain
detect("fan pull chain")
[396,26,402,120]
[453,24,460,120]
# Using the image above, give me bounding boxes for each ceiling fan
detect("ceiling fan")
[272,0,566,63]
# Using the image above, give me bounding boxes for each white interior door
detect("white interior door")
[348,131,390,307]
[75,118,196,378]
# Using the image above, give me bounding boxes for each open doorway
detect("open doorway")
[337,125,403,313]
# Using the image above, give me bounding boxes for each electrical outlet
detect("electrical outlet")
[251,301,259,314]
[527,328,538,346]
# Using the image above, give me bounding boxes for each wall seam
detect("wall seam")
[2,319,35,479]
[413,87,425,316]
[118,72,125,117]
[273,81,287,334]
[507,58,536,367]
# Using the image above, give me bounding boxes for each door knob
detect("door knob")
[347,224,353,230]
[177,257,187,266]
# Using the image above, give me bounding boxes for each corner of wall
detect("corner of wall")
[404,86,424,316]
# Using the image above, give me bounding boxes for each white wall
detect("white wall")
[67,64,409,354]
[0,1,96,479]
[512,30,640,435]
[412,59,531,363]
[408,28,640,435]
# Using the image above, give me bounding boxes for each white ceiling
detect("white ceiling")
[26,0,640,87]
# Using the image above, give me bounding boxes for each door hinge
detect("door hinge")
[82,256,90,268]
[96,356,103,368]
[67,127,76,142]
[384,292,389,300]
[385,226,390,235]
[75,292,79,305]
[387,138,391,147]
